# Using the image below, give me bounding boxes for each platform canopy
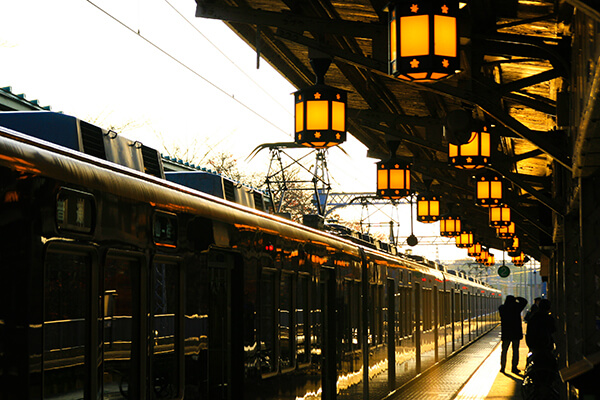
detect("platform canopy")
[195,0,595,261]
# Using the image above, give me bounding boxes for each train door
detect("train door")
[101,250,145,399]
[433,287,439,362]
[206,250,243,400]
[150,257,183,399]
[183,249,243,400]
[321,267,337,400]
[414,282,421,373]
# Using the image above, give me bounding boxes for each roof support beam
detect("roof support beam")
[357,118,446,154]
[499,69,562,94]
[500,170,564,215]
[195,1,385,38]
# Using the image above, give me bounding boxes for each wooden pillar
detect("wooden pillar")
[578,175,600,357]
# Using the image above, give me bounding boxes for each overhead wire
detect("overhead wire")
[85,0,291,138]
[161,0,293,118]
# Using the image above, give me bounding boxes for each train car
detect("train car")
[0,112,501,400]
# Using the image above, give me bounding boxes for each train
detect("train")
[0,111,501,400]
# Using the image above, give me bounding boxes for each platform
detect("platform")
[386,325,531,400]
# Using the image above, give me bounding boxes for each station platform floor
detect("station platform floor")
[387,325,532,400]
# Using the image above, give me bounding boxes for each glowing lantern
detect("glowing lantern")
[476,248,489,264]
[377,142,411,199]
[388,0,459,82]
[294,57,347,148]
[475,171,503,207]
[489,205,511,227]
[448,126,491,169]
[511,252,526,266]
[467,242,482,257]
[506,237,520,254]
[417,192,440,222]
[440,214,461,237]
[455,230,473,248]
[496,222,516,239]
[484,253,495,266]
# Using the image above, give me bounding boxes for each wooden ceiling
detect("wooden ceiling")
[195,0,581,261]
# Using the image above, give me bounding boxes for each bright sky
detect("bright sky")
[0,0,496,263]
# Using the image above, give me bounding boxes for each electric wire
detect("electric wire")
[85,0,290,138]
[161,0,293,118]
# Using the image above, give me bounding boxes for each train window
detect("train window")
[296,274,309,365]
[151,260,181,398]
[103,254,140,399]
[259,270,277,375]
[279,273,293,370]
[43,248,90,399]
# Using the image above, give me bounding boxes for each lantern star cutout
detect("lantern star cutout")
[314,92,322,99]
[410,4,419,13]
[442,59,450,68]
[336,133,341,139]
[336,93,341,100]
[314,132,321,138]
[410,58,420,68]
[466,157,473,163]
[441,4,449,13]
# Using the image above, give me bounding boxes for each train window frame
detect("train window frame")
[42,242,98,400]
[295,272,311,368]
[259,267,279,378]
[279,271,295,373]
[150,255,184,399]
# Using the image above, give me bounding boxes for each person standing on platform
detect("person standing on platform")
[499,295,528,374]
[524,297,541,323]
[526,299,555,355]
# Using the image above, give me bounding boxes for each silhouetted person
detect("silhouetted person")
[499,295,527,373]
[526,299,555,355]
[524,297,541,323]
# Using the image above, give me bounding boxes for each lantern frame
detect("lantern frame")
[416,192,440,223]
[294,84,347,148]
[467,242,482,257]
[448,126,491,169]
[388,0,460,82]
[489,204,511,227]
[475,171,504,207]
[376,158,412,199]
[511,252,526,265]
[455,230,473,248]
[496,222,516,239]
[483,253,495,266]
[476,248,489,264]
[440,214,461,237]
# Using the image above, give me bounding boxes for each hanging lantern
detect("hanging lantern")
[467,242,482,257]
[475,171,503,207]
[506,236,520,254]
[440,214,461,237]
[448,126,491,169]
[483,253,495,266]
[294,57,347,148]
[489,204,511,227]
[294,85,347,148]
[476,248,489,264]
[496,222,516,239]
[417,192,440,223]
[388,0,459,82]
[455,230,473,248]
[377,141,411,199]
[511,252,526,266]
